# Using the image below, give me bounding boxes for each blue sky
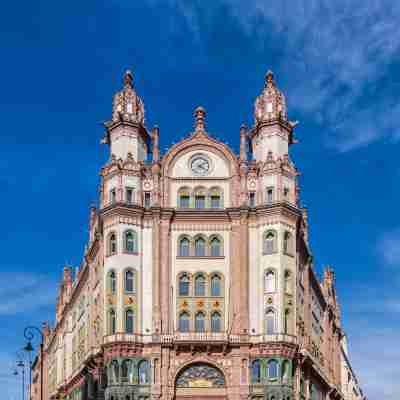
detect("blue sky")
[0,1,399,398]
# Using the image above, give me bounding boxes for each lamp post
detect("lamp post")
[23,326,44,400]
[14,355,26,400]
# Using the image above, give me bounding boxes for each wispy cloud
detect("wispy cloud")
[0,272,56,315]
[377,228,400,267]
[143,0,400,151]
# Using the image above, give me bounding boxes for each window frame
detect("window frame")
[124,230,138,254]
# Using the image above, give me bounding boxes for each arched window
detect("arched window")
[210,237,222,257]
[178,237,190,257]
[281,360,290,383]
[121,360,133,383]
[263,231,276,254]
[109,271,117,294]
[283,231,292,254]
[125,270,135,293]
[125,309,134,334]
[138,360,150,384]
[111,360,119,383]
[284,270,292,294]
[195,312,206,332]
[251,360,261,383]
[194,188,206,209]
[210,188,222,209]
[178,188,191,208]
[267,360,279,379]
[109,233,117,255]
[284,309,291,334]
[266,187,274,204]
[264,270,275,293]
[211,312,221,332]
[195,237,206,256]
[211,275,222,297]
[124,230,137,253]
[110,188,117,204]
[179,274,190,296]
[265,309,275,335]
[178,312,190,332]
[109,309,116,335]
[195,274,206,296]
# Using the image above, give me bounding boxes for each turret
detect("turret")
[251,70,297,161]
[102,70,150,162]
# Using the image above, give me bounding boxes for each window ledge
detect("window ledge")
[177,256,225,259]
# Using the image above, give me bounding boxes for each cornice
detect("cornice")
[103,119,150,144]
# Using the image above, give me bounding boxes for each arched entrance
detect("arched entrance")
[175,363,227,400]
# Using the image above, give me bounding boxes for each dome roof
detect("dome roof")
[254,70,287,125]
[111,70,145,125]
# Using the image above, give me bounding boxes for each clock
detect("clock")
[190,155,210,175]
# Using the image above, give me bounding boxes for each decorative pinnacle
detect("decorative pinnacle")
[194,106,206,131]
[265,70,275,86]
[123,70,133,87]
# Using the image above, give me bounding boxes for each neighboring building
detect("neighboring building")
[340,337,365,400]
[37,69,365,400]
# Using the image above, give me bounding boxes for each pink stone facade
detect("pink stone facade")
[33,70,365,400]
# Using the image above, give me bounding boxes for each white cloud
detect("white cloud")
[378,228,400,266]
[0,271,56,315]
[142,0,400,151]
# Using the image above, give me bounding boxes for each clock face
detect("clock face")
[191,156,210,175]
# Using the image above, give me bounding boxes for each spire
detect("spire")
[111,69,144,124]
[240,124,247,161]
[152,125,160,162]
[194,106,206,131]
[254,69,287,125]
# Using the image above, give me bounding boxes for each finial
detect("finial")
[123,70,133,87]
[240,124,247,161]
[265,70,275,86]
[194,106,206,131]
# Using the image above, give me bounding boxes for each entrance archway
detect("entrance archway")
[175,363,227,400]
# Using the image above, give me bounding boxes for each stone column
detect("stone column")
[152,209,161,332]
[160,210,173,333]
[229,211,241,334]
[239,209,249,333]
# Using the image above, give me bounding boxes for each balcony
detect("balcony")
[103,332,298,346]
[249,333,298,345]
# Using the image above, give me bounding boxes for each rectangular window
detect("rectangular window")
[195,195,205,209]
[126,187,134,204]
[144,192,151,208]
[110,188,116,204]
[180,195,190,208]
[249,192,256,207]
[283,187,289,198]
[266,187,274,204]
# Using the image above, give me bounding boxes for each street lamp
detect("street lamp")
[23,326,44,400]
[15,356,26,400]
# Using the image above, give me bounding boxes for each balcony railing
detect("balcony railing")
[103,332,297,345]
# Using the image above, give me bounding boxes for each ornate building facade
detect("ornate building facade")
[35,70,365,400]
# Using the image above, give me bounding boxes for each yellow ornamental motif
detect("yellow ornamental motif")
[189,379,212,388]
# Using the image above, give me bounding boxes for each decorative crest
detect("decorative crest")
[194,106,206,131]
[265,70,274,87]
[123,69,133,88]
